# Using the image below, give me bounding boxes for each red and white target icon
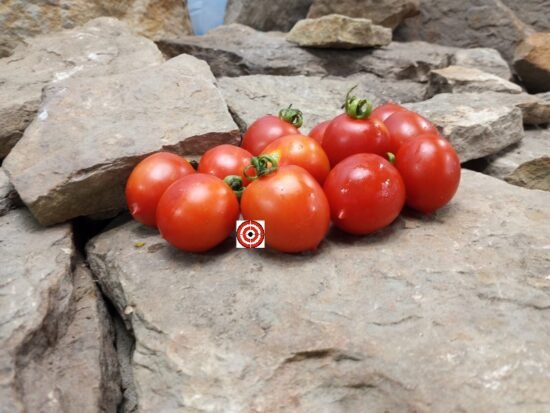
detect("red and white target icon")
[236,220,265,249]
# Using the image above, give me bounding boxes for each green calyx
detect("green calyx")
[278,104,304,128]
[387,152,396,164]
[223,175,245,199]
[243,154,279,181]
[343,85,373,119]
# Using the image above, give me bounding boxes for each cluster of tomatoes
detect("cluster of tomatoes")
[125,87,461,253]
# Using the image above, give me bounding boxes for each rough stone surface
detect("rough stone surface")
[0,209,121,412]
[426,66,522,97]
[224,0,313,32]
[87,169,550,413]
[0,0,191,57]
[0,167,20,216]
[473,92,550,126]
[406,93,524,162]
[0,17,164,159]
[514,33,550,93]
[451,48,512,80]
[501,0,550,32]
[395,0,533,63]
[2,55,240,226]
[160,24,456,81]
[307,0,419,30]
[219,75,426,133]
[287,15,392,49]
[505,157,550,192]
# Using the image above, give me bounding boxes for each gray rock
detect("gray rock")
[501,0,550,32]
[477,92,550,126]
[514,33,550,94]
[0,17,164,159]
[307,0,419,30]
[160,24,456,81]
[395,0,533,63]
[287,15,392,49]
[426,66,522,97]
[3,54,240,226]
[219,74,426,133]
[405,93,524,162]
[505,157,550,192]
[451,48,512,80]
[224,0,313,32]
[87,170,550,413]
[0,168,20,216]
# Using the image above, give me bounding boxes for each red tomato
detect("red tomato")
[370,102,408,123]
[323,153,405,235]
[395,135,461,214]
[198,144,253,186]
[241,165,330,253]
[384,110,439,154]
[308,120,331,144]
[241,106,303,155]
[125,152,195,227]
[156,174,240,252]
[261,134,330,185]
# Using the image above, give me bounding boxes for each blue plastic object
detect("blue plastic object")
[188,0,228,35]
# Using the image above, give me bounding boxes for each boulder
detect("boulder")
[0,209,120,412]
[287,15,392,49]
[2,54,240,226]
[0,167,21,217]
[514,33,550,93]
[224,0,313,31]
[475,92,550,126]
[395,0,533,63]
[161,24,456,81]
[87,170,550,413]
[405,93,524,162]
[451,48,512,80]
[307,0,419,30]
[0,17,164,159]
[219,75,426,133]
[501,0,550,32]
[426,66,522,97]
[0,0,191,57]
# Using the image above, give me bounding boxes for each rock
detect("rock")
[426,66,522,97]
[484,128,550,192]
[514,33,550,93]
[307,0,419,30]
[395,0,533,63]
[287,15,392,49]
[405,93,524,162]
[0,209,120,412]
[87,169,550,413]
[477,92,550,126]
[451,47,512,80]
[0,17,164,159]
[0,0,191,57]
[160,24,456,81]
[2,54,240,226]
[219,74,426,133]
[501,0,550,32]
[224,0,313,32]
[0,168,21,216]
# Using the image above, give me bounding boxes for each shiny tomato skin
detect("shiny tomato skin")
[323,153,405,235]
[261,134,330,185]
[322,114,392,167]
[241,165,330,253]
[241,115,300,156]
[395,136,461,214]
[125,152,195,227]
[370,102,408,123]
[156,174,240,253]
[198,144,253,186]
[384,110,439,154]
[308,120,332,144]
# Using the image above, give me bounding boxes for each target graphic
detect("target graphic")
[236,220,265,249]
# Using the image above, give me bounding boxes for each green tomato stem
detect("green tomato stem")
[278,104,304,128]
[243,154,279,180]
[223,175,245,199]
[387,152,396,164]
[343,85,373,120]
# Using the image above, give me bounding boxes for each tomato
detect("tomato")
[261,134,330,184]
[308,120,331,144]
[241,105,303,155]
[156,174,240,252]
[198,144,253,186]
[241,165,330,253]
[126,152,195,227]
[370,102,408,123]
[384,110,439,154]
[323,153,405,235]
[395,135,461,214]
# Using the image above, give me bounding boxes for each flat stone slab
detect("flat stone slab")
[0,17,164,159]
[3,54,239,226]
[451,47,512,80]
[406,93,524,162]
[87,170,550,412]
